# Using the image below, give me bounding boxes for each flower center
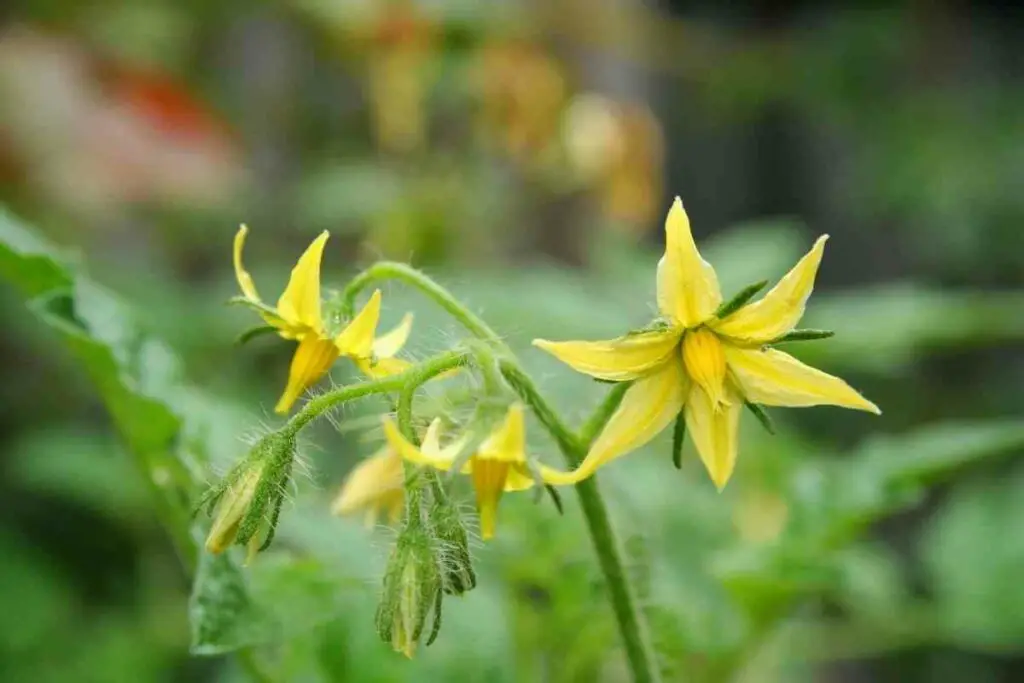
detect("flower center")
[682,326,728,408]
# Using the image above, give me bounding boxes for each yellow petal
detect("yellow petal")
[532,329,681,382]
[478,404,527,463]
[656,197,722,327]
[504,465,536,492]
[471,459,510,540]
[572,360,688,481]
[682,327,729,409]
[233,224,261,303]
[335,290,382,359]
[712,235,828,342]
[420,418,445,456]
[382,417,459,470]
[274,336,339,414]
[331,447,404,516]
[356,355,412,379]
[724,346,881,414]
[373,313,414,359]
[685,383,741,491]
[276,231,329,333]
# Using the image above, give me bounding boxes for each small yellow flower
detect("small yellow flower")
[382,405,571,539]
[534,198,880,490]
[331,444,405,526]
[234,225,401,413]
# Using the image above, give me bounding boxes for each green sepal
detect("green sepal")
[227,296,284,328]
[234,325,277,346]
[771,329,835,343]
[544,484,564,515]
[425,589,443,647]
[671,412,686,469]
[715,280,769,319]
[744,402,776,435]
[625,318,675,337]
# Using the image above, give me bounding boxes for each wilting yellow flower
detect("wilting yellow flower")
[382,405,570,539]
[331,444,405,526]
[233,225,404,413]
[534,198,880,489]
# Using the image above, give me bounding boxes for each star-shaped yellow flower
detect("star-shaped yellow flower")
[331,444,405,527]
[382,405,570,539]
[233,225,413,413]
[534,198,880,489]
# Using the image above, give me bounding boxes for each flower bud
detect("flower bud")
[428,490,476,595]
[202,431,296,563]
[375,526,442,658]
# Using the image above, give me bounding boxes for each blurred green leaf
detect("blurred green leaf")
[923,471,1024,650]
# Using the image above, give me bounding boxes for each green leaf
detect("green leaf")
[190,551,357,655]
[923,471,1024,649]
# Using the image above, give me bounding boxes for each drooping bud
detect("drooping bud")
[201,430,296,563]
[427,481,476,595]
[375,523,443,658]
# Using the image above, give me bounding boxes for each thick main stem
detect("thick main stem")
[501,362,662,683]
[345,264,662,683]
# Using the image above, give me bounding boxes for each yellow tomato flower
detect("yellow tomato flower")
[331,444,405,527]
[382,405,570,540]
[234,225,399,413]
[534,198,880,489]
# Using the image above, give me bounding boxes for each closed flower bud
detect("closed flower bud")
[375,527,442,658]
[429,490,476,595]
[202,431,296,563]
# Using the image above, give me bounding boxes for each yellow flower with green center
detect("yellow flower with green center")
[331,444,405,526]
[382,405,570,539]
[233,225,413,413]
[533,198,881,489]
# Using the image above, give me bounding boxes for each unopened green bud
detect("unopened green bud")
[429,489,476,596]
[375,527,443,658]
[202,430,296,563]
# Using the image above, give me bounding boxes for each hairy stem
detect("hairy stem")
[500,362,661,683]
[341,262,501,343]
[285,351,467,434]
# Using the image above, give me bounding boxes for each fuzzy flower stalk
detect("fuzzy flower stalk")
[535,198,880,489]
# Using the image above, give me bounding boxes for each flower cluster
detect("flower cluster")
[202,197,879,656]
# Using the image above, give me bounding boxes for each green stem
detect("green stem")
[580,382,632,448]
[341,262,502,342]
[499,360,582,458]
[500,362,661,683]
[285,351,467,434]
[346,263,662,683]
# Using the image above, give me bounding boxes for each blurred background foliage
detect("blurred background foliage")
[1,0,1023,681]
